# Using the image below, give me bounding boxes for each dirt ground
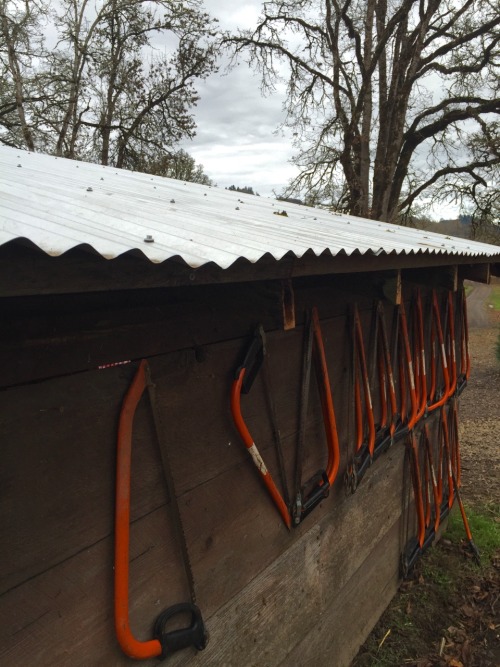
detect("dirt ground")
[353,281,500,667]
[459,286,500,509]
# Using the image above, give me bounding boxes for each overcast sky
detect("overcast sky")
[179,1,460,218]
[180,1,299,197]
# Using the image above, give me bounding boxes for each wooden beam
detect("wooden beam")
[281,279,296,330]
[382,269,402,304]
[0,281,287,389]
[1,242,498,297]
[458,263,491,284]
[490,262,500,277]
[402,265,459,291]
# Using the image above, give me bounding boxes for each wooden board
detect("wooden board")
[0,279,455,665]
[1,242,494,296]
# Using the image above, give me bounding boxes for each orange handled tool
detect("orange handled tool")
[115,360,207,660]
[231,363,292,529]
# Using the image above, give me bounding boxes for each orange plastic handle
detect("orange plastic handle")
[115,360,162,659]
[311,307,340,486]
[427,291,451,412]
[447,292,457,396]
[414,291,427,423]
[353,305,376,457]
[231,368,292,529]
[399,300,418,430]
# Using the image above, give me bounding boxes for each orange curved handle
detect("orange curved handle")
[376,302,398,437]
[427,291,451,412]
[312,307,340,486]
[353,305,376,457]
[231,368,292,529]
[414,291,427,423]
[115,360,162,659]
[399,300,418,430]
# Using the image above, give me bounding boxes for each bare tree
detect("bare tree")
[0,0,48,149]
[226,0,500,223]
[0,0,218,177]
[43,0,217,166]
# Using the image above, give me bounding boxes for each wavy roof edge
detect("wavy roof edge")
[1,146,500,270]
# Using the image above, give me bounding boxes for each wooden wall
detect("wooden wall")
[0,270,460,666]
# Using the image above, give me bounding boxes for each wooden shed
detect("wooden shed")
[1,147,499,666]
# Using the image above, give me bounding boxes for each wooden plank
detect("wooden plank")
[281,279,296,330]
[0,281,286,389]
[458,262,491,284]
[169,525,322,667]
[403,265,459,291]
[167,444,407,667]
[0,294,439,666]
[0,507,191,667]
[1,242,496,297]
[0,272,400,390]
[0,442,406,666]
[276,519,402,667]
[0,362,169,595]
[0,316,345,598]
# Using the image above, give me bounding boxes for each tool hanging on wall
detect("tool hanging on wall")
[346,301,397,491]
[446,291,458,397]
[401,403,479,576]
[401,431,429,576]
[114,360,208,661]
[345,304,376,491]
[427,290,452,412]
[440,404,479,561]
[230,327,292,529]
[398,298,419,431]
[412,289,428,423]
[292,307,340,525]
[230,308,340,528]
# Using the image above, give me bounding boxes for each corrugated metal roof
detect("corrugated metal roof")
[1,146,499,269]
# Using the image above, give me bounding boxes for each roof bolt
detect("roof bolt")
[17,164,22,167]
[144,235,154,243]
[204,193,207,196]
[170,199,175,204]
[87,187,93,192]
[235,206,240,210]
[100,177,104,181]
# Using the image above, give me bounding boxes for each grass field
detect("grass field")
[488,284,500,310]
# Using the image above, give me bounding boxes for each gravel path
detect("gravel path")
[458,293,500,508]
[465,281,494,328]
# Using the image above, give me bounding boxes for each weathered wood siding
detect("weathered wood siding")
[0,271,461,666]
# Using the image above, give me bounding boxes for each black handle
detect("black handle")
[153,603,208,659]
[235,327,265,394]
[294,470,330,524]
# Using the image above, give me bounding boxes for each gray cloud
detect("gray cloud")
[181,1,299,196]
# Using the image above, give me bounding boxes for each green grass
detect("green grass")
[445,503,500,563]
[353,504,500,666]
[488,284,500,310]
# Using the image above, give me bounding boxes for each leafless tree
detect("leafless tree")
[0,0,48,149]
[227,0,500,223]
[44,0,218,166]
[0,0,218,178]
